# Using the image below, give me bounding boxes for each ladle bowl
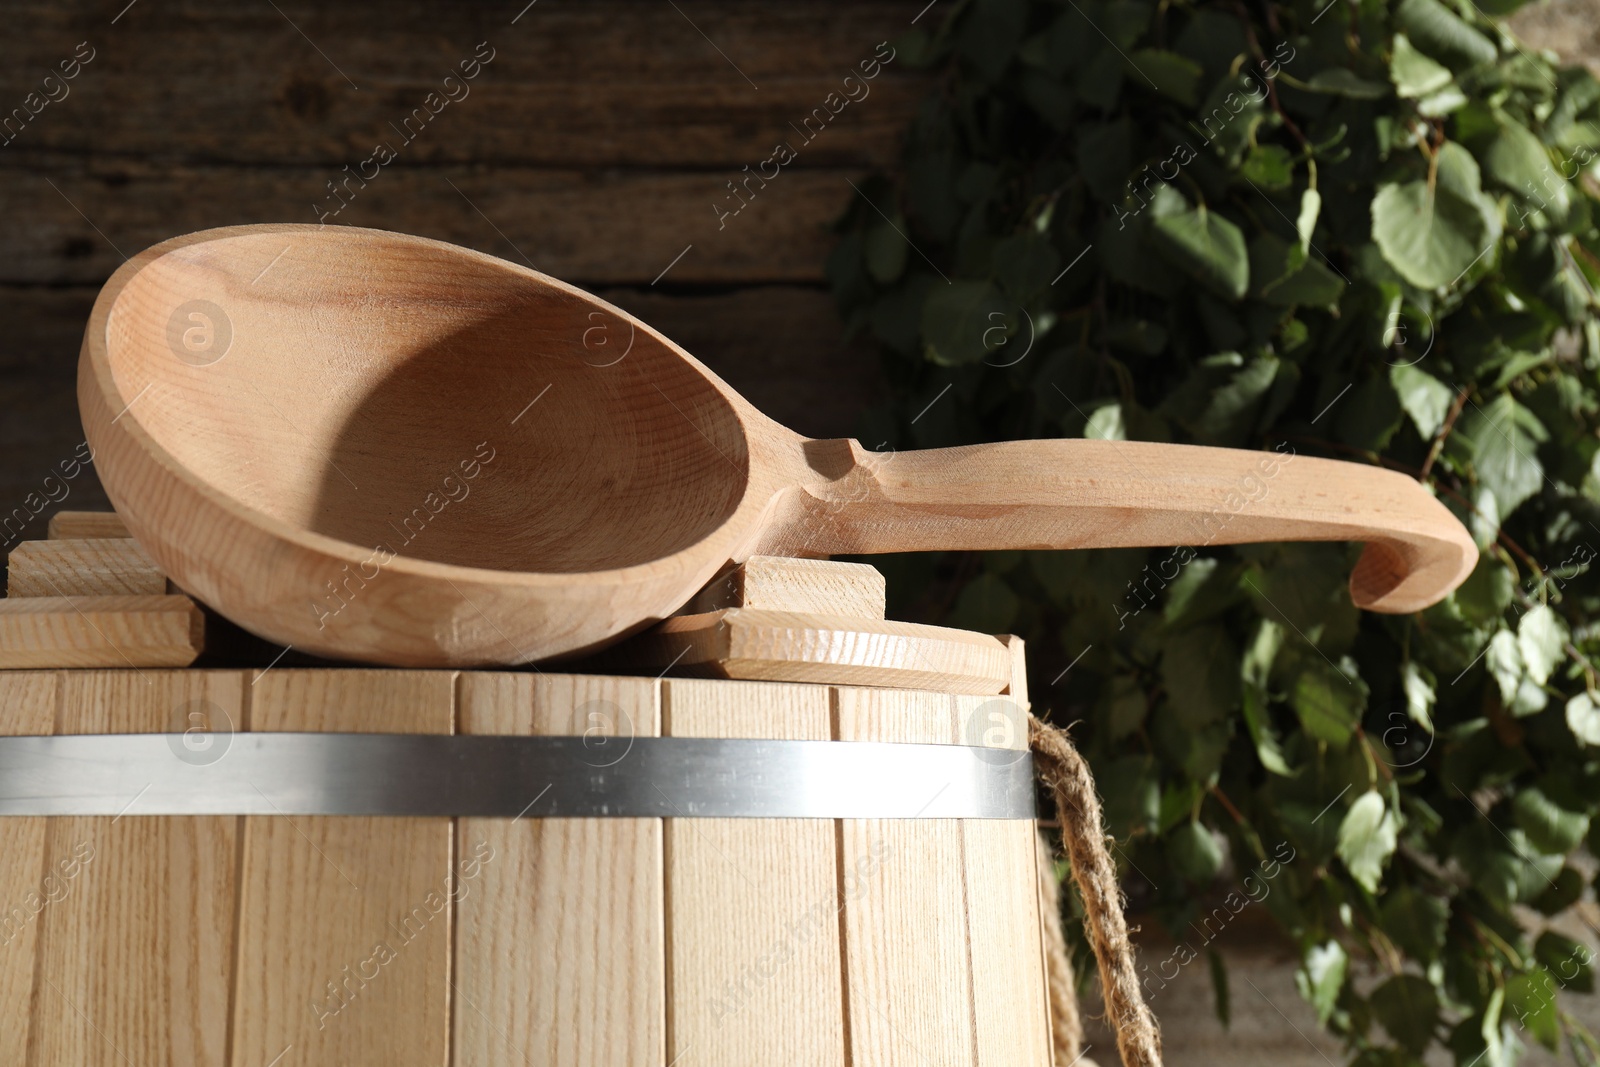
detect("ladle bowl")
[79,225,1478,667]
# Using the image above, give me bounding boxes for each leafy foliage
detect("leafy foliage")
[828,0,1600,1061]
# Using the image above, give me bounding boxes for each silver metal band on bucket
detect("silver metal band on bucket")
[0,734,1037,819]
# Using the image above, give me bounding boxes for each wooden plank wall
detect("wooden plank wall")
[0,0,915,535]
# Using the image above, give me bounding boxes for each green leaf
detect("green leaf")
[1370,974,1440,1055]
[1105,675,1149,741]
[1295,188,1321,259]
[1166,820,1224,883]
[1335,374,1404,451]
[1208,948,1231,1028]
[1100,754,1159,835]
[1566,691,1600,746]
[1165,353,1282,445]
[1250,233,1346,308]
[1370,179,1492,289]
[1392,33,1454,98]
[1378,884,1449,959]
[1455,395,1548,518]
[1298,941,1348,1026]
[1516,604,1567,686]
[1402,660,1437,732]
[1482,116,1570,223]
[1338,791,1399,892]
[1129,48,1203,107]
[1291,659,1367,747]
[1453,556,1514,624]
[1084,403,1126,441]
[1150,206,1250,300]
[1530,865,1585,914]
[1486,628,1523,702]
[1161,624,1241,729]
[1388,363,1455,438]
[1505,971,1560,1049]
[1241,619,1292,775]
[921,281,1011,365]
[1535,930,1594,992]
[1396,0,1498,69]
[1306,68,1390,99]
[1513,785,1590,853]
[1239,144,1295,190]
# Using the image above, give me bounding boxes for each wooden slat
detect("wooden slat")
[661,677,844,1066]
[229,668,455,1067]
[609,609,1012,694]
[5,164,857,287]
[956,689,1053,1066]
[0,594,202,668]
[683,556,886,617]
[835,687,976,1067]
[455,672,663,1067]
[8,537,163,596]
[30,669,244,1067]
[0,672,58,1056]
[3,2,920,168]
[45,512,129,540]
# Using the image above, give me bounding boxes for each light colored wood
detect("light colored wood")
[999,633,1029,703]
[956,690,1054,1066]
[8,537,165,597]
[611,608,1012,694]
[0,594,202,668]
[835,687,976,1066]
[79,226,1475,668]
[45,511,129,540]
[661,677,845,1066]
[230,669,455,1067]
[0,672,58,1057]
[683,555,886,617]
[455,672,664,1067]
[31,669,244,1067]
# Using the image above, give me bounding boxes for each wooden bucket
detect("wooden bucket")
[0,665,1054,1066]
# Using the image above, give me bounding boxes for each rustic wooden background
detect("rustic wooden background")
[2,0,906,529]
[3,2,1598,1064]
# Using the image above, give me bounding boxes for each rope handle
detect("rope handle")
[1031,714,1164,1067]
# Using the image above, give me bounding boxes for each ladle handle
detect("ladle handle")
[796,439,1477,614]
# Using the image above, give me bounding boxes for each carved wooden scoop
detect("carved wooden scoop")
[79,225,1477,667]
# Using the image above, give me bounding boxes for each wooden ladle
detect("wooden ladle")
[79,225,1477,667]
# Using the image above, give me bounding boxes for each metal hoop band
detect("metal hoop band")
[0,734,1036,819]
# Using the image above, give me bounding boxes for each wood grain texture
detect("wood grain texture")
[1,2,920,168]
[44,512,129,540]
[454,672,663,1067]
[955,691,1053,1066]
[14,165,855,287]
[230,668,455,1067]
[0,671,58,1058]
[30,669,244,1067]
[661,677,844,1067]
[81,225,1471,668]
[683,555,886,617]
[1000,633,1028,703]
[614,609,1012,694]
[0,594,202,668]
[7,537,163,597]
[835,687,976,1067]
